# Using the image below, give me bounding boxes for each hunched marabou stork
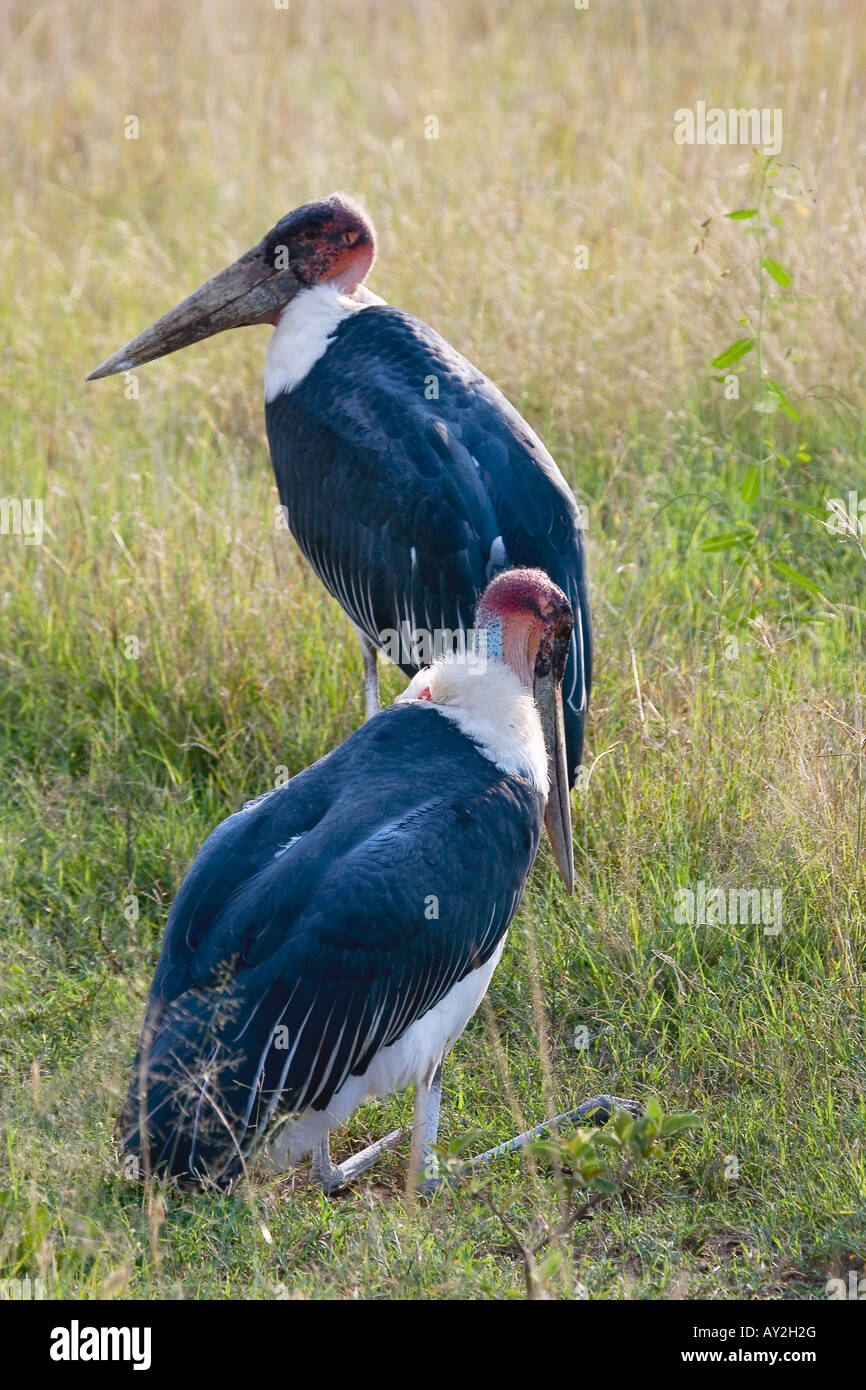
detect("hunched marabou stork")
[88,193,591,790]
[118,570,631,1191]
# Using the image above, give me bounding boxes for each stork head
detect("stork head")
[87,193,376,381]
[265,193,376,297]
[476,569,575,894]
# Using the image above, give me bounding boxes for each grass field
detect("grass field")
[1,0,864,1300]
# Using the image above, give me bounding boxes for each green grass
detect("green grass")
[1,0,864,1300]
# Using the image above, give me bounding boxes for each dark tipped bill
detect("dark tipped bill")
[87,238,301,381]
[534,669,575,895]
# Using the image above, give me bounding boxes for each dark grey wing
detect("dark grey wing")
[119,704,543,1185]
[266,319,503,661]
[265,306,590,776]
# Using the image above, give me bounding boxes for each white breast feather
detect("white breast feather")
[398,658,549,796]
[264,283,383,402]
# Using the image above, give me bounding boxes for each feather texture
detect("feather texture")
[265,301,591,779]
[118,700,544,1186]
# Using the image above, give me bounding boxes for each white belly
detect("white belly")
[266,937,506,1168]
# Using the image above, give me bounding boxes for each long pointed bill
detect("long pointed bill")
[534,670,575,895]
[87,239,302,381]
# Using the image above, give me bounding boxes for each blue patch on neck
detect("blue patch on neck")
[474,618,502,663]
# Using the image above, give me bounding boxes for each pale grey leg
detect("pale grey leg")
[414,1061,443,1194]
[310,1128,403,1195]
[310,1136,335,1189]
[460,1095,642,1175]
[355,628,380,720]
[422,1095,643,1192]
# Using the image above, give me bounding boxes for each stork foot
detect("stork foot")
[311,1128,403,1195]
[421,1094,644,1193]
[571,1094,643,1125]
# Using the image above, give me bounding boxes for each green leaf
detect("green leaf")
[612,1109,635,1140]
[530,1139,561,1163]
[660,1113,702,1137]
[740,465,761,503]
[539,1250,563,1281]
[580,1161,604,1181]
[787,501,829,522]
[761,256,792,286]
[711,337,755,369]
[699,531,751,553]
[766,379,800,422]
[593,1129,623,1149]
[772,561,824,597]
[725,208,758,219]
[589,1177,619,1194]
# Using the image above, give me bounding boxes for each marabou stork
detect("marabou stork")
[88,193,591,788]
[118,569,633,1192]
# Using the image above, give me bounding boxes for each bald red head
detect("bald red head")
[264,192,376,297]
[476,569,573,688]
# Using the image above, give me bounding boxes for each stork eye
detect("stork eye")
[342,228,361,246]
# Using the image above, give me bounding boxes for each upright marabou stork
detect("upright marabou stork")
[117,570,632,1191]
[88,193,591,787]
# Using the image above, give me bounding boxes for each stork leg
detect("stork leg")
[410,1061,443,1195]
[458,1094,643,1177]
[354,627,380,720]
[308,1080,634,1196]
[421,1094,643,1192]
[310,1127,403,1195]
[309,1063,443,1196]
